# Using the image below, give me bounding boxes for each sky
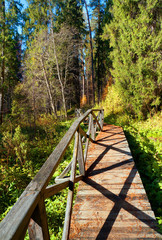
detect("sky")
[20,0,28,10]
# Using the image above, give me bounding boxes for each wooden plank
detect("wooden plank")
[56,161,72,180]
[83,115,92,162]
[69,124,161,239]
[38,197,50,239]
[0,191,40,240]
[28,219,43,240]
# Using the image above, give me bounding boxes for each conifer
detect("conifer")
[103,0,161,118]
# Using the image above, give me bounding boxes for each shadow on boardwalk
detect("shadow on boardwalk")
[69,125,161,239]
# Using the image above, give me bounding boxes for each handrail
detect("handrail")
[0,109,104,240]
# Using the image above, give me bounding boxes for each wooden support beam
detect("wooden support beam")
[78,131,85,176]
[100,109,104,128]
[62,131,79,240]
[79,126,94,143]
[55,161,72,181]
[92,111,102,131]
[44,175,83,199]
[90,114,95,141]
[28,197,50,240]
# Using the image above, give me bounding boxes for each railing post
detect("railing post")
[62,130,79,240]
[78,130,85,176]
[84,114,91,162]
[28,197,50,240]
[90,113,95,141]
[100,109,104,129]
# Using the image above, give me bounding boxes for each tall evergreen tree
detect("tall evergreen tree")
[0,0,5,123]
[84,0,95,105]
[23,0,49,41]
[103,0,161,118]
[0,0,22,123]
[92,0,112,103]
[61,0,85,107]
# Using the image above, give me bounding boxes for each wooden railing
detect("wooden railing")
[0,109,104,240]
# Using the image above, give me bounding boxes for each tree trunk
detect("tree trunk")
[84,0,95,105]
[49,3,67,119]
[97,0,101,104]
[81,49,86,105]
[41,58,57,118]
[0,0,5,124]
[52,29,67,118]
[52,35,67,119]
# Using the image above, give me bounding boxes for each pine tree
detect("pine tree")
[84,0,95,105]
[104,0,161,118]
[23,0,49,40]
[0,0,22,123]
[0,0,5,123]
[92,0,112,103]
[60,0,85,107]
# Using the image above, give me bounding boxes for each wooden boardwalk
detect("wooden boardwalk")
[69,125,161,239]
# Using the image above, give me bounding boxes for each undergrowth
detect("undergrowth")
[0,113,75,239]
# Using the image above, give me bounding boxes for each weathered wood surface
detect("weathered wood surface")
[69,124,162,239]
[0,109,104,240]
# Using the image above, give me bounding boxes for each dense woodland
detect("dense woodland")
[0,0,161,238]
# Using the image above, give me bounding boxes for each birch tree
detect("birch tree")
[49,25,81,118]
[24,29,57,118]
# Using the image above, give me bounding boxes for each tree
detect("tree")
[0,0,5,123]
[23,0,85,113]
[84,0,95,105]
[91,0,112,104]
[49,25,81,118]
[23,24,81,119]
[23,0,49,41]
[24,29,57,118]
[0,0,22,123]
[103,0,161,118]
[60,0,85,107]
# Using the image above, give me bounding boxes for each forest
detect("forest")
[0,0,161,238]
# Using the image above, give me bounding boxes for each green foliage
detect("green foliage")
[92,0,113,103]
[0,0,23,122]
[11,83,33,124]
[0,165,31,220]
[99,85,125,116]
[61,0,85,35]
[0,114,75,238]
[103,0,162,118]
[2,125,28,166]
[23,0,49,39]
